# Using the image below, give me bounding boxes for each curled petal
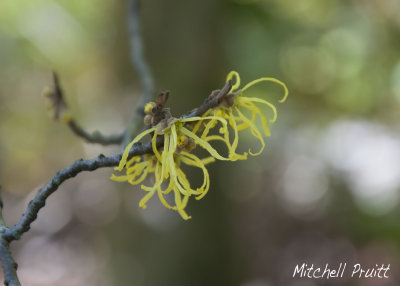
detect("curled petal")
[235,107,265,156]
[177,169,201,195]
[157,187,177,210]
[181,115,228,130]
[180,151,210,198]
[138,162,161,209]
[139,187,156,209]
[237,99,271,136]
[226,71,241,92]
[227,110,239,152]
[226,110,248,161]
[152,132,162,162]
[201,157,216,165]
[191,109,212,134]
[110,174,129,182]
[156,174,177,210]
[126,156,141,168]
[115,126,157,171]
[180,127,229,160]
[170,124,178,154]
[128,165,150,185]
[204,134,226,142]
[242,77,289,103]
[175,191,191,220]
[238,96,277,123]
[161,133,171,180]
[201,119,218,140]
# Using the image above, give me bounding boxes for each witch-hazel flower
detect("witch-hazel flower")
[206,71,288,159]
[111,102,229,220]
[111,72,288,220]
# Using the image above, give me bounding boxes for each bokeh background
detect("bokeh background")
[1,0,400,285]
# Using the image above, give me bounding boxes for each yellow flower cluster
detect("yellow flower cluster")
[207,71,288,160]
[111,71,288,220]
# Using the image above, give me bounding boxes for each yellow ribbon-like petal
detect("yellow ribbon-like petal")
[226,71,241,92]
[181,127,229,161]
[235,107,265,156]
[242,77,289,103]
[238,96,277,123]
[115,127,157,171]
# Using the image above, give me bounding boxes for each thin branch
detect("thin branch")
[0,186,5,228]
[181,80,232,119]
[47,72,125,145]
[123,0,155,145]
[0,238,20,286]
[67,120,124,145]
[0,188,20,286]
[3,141,154,242]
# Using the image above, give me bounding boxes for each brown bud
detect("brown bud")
[144,114,153,125]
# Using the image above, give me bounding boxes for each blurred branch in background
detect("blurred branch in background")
[43,72,125,145]
[123,0,155,146]
[67,120,124,145]
[0,0,157,283]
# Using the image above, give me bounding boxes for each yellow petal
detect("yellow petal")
[161,133,170,180]
[180,152,208,191]
[139,185,156,209]
[160,176,174,195]
[126,156,141,168]
[152,132,162,162]
[180,127,229,160]
[237,99,271,136]
[201,157,216,165]
[177,168,201,195]
[172,185,191,220]
[181,115,228,128]
[170,124,178,154]
[157,184,177,210]
[128,165,150,185]
[235,107,265,156]
[110,174,129,182]
[242,77,289,103]
[115,127,157,171]
[226,71,241,92]
[139,162,162,208]
[191,109,212,134]
[228,110,239,152]
[201,119,217,139]
[238,96,277,123]
[180,152,210,200]
[205,134,226,142]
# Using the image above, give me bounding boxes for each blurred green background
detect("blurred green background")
[1,0,400,285]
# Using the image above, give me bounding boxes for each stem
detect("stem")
[0,238,20,286]
[3,141,154,242]
[0,189,20,286]
[67,120,124,145]
[123,0,155,145]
